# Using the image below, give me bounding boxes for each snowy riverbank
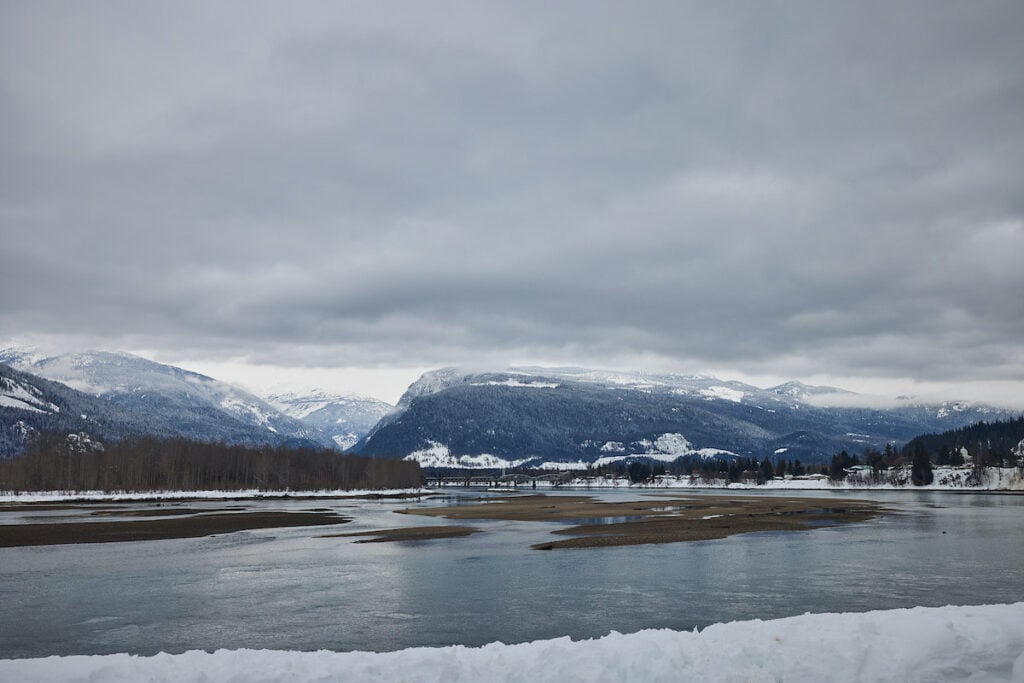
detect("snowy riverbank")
[559,466,1024,492]
[428,466,1024,492]
[0,488,432,503]
[3,603,1022,682]
[4,467,1023,502]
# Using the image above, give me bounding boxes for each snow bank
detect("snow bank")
[0,488,433,503]
[4,603,1023,682]
[700,385,745,402]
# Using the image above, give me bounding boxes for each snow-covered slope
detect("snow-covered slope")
[394,367,465,409]
[0,350,329,449]
[0,373,60,414]
[3,603,1022,683]
[0,363,183,456]
[267,390,392,451]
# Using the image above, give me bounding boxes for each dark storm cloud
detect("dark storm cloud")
[2,1,1023,385]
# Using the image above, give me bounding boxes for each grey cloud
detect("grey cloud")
[2,1,1023,390]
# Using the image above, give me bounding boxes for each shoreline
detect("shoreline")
[0,488,433,504]
[1,480,1021,506]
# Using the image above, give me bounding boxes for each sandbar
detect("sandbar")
[400,493,884,550]
[0,510,351,547]
[325,525,480,543]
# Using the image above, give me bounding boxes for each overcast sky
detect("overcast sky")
[2,1,1023,405]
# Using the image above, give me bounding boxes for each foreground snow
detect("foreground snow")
[0,488,432,503]
[3,603,1023,682]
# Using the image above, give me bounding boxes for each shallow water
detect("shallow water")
[1,489,1022,658]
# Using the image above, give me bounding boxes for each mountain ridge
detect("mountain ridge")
[1,362,184,456]
[355,367,1017,467]
[0,349,329,450]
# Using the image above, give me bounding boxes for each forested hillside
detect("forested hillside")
[0,433,421,493]
[355,369,1017,465]
[1,363,181,456]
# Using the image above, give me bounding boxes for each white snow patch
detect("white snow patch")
[0,396,46,413]
[694,448,738,459]
[582,434,737,468]
[469,379,559,389]
[403,442,530,469]
[653,432,693,455]
[535,461,590,471]
[699,386,744,403]
[404,439,451,460]
[0,488,433,503]
[937,401,970,418]
[592,454,631,467]
[3,603,1023,682]
[331,433,360,450]
[638,434,736,461]
[774,448,789,455]
[0,378,60,413]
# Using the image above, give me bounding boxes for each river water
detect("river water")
[1,489,1022,658]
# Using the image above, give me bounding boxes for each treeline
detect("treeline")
[822,417,1024,487]
[593,455,814,485]
[0,433,422,493]
[903,416,1024,468]
[823,446,935,485]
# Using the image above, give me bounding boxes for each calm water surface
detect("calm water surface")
[1,488,1022,658]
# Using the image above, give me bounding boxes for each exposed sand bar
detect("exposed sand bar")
[325,525,481,543]
[0,510,351,547]
[400,494,885,550]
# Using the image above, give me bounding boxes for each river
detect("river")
[1,488,1022,658]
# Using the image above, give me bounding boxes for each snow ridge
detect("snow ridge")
[2,603,1022,682]
[1,349,327,448]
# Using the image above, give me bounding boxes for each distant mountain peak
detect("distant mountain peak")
[768,380,851,399]
[2,349,329,450]
[267,389,393,451]
[396,367,466,408]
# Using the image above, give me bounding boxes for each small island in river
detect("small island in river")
[398,493,885,550]
[0,504,352,547]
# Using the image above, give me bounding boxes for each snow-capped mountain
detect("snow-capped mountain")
[353,367,1017,467]
[267,390,393,451]
[0,363,181,456]
[0,350,331,449]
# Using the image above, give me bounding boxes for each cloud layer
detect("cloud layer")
[2,2,1023,390]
